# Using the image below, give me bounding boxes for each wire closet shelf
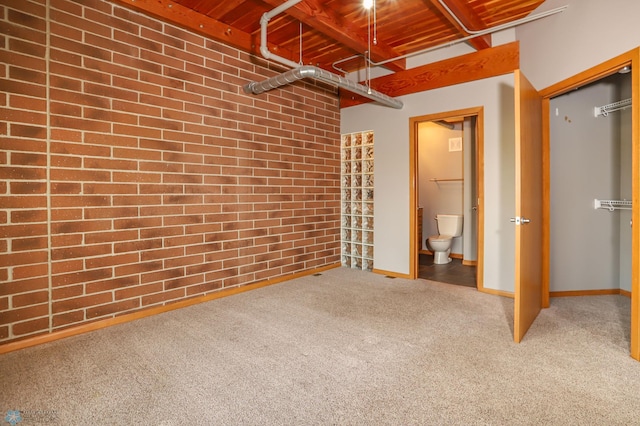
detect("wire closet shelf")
[594,199,632,211]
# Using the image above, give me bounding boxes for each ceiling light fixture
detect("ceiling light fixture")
[363,0,373,10]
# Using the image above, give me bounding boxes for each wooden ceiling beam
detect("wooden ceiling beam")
[200,1,247,17]
[110,0,297,63]
[261,0,406,73]
[340,41,519,108]
[427,0,492,51]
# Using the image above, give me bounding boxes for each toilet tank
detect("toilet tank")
[436,214,463,237]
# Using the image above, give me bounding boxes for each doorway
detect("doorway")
[540,48,640,360]
[409,107,485,290]
[548,72,631,295]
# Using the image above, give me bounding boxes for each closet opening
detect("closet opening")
[548,71,631,297]
[540,48,640,360]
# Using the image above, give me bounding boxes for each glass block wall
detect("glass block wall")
[341,131,374,271]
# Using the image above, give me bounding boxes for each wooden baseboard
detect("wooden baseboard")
[0,263,341,355]
[550,288,631,298]
[478,287,514,299]
[372,268,412,279]
[462,260,477,266]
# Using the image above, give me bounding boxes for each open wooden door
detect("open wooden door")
[513,70,543,343]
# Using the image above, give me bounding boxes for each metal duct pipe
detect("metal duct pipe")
[243,65,403,109]
[244,0,404,109]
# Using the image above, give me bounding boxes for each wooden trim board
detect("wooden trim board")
[341,42,519,108]
[551,289,631,298]
[372,268,412,279]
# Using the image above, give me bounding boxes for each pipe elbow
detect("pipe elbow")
[260,45,271,59]
[242,82,255,94]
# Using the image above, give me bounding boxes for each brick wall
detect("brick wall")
[0,0,341,345]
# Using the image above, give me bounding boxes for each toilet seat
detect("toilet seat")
[428,234,452,243]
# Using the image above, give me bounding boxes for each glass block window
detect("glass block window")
[341,131,374,271]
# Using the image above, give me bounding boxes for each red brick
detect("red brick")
[52,293,113,314]
[0,251,48,268]
[0,277,48,297]
[114,217,163,230]
[186,281,223,296]
[0,166,46,180]
[52,268,112,287]
[52,310,84,328]
[87,298,140,319]
[86,276,140,295]
[12,263,49,280]
[87,251,141,269]
[10,181,46,194]
[185,260,222,276]
[114,282,163,300]
[141,288,185,306]
[13,290,49,308]
[83,206,138,219]
[164,274,203,291]
[51,244,112,261]
[50,259,83,274]
[52,285,84,301]
[84,229,137,245]
[51,219,111,235]
[141,267,184,285]
[0,303,48,325]
[12,317,49,336]
[140,247,184,262]
[11,236,48,251]
[115,260,163,276]
[164,254,203,269]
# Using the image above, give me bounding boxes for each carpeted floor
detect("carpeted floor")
[1,267,639,425]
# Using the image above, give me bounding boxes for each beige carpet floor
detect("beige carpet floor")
[1,267,640,425]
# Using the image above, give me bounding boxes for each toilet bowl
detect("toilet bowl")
[427,214,463,264]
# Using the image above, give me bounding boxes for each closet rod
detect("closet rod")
[430,178,463,182]
[594,98,631,117]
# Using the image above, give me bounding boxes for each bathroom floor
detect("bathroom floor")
[418,253,476,288]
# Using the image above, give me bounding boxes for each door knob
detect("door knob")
[510,217,531,225]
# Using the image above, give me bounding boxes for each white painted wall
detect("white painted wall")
[341,75,516,291]
[518,0,640,90]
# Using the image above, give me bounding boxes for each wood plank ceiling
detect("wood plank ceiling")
[116,0,545,75]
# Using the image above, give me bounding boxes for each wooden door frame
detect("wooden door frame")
[539,48,640,360]
[409,107,485,291]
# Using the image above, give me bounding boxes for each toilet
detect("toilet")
[427,214,463,264]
